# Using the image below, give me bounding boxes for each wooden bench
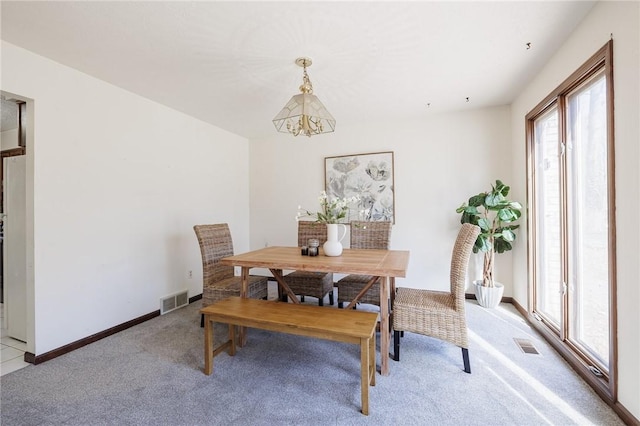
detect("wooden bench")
[200,296,378,415]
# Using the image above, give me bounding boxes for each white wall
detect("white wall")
[1,128,19,149]
[250,106,513,293]
[1,41,252,355]
[510,1,640,419]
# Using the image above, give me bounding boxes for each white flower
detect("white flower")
[297,191,360,224]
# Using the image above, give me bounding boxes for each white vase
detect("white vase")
[473,280,504,309]
[323,223,347,256]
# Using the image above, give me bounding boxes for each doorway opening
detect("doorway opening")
[1,93,29,363]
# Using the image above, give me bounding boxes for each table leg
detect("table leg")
[239,267,249,347]
[370,332,376,386]
[379,276,390,376]
[228,324,236,356]
[390,277,396,307]
[360,337,370,415]
[204,315,213,375]
[269,268,300,304]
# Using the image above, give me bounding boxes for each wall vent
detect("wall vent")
[160,290,189,315]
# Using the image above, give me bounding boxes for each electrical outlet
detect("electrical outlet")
[188,270,193,279]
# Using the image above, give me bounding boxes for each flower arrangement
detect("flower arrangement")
[297,191,360,224]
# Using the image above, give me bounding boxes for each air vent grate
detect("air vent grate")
[162,297,176,313]
[514,338,540,355]
[160,290,189,315]
[176,291,188,307]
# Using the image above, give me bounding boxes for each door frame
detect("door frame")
[0,91,35,358]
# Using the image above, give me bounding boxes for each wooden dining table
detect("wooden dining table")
[219,245,410,376]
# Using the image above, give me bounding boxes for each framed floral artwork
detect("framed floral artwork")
[324,151,395,223]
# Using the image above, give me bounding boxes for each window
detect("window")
[526,41,616,400]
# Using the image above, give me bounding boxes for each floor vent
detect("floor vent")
[514,338,540,355]
[160,290,189,315]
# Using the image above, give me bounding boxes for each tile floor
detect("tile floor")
[0,304,30,376]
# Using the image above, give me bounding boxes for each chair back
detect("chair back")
[193,223,235,286]
[297,221,328,246]
[349,221,392,249]
[450,223,481,310]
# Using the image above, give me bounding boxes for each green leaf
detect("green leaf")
[477,234,492,252]
[460,212,470,224]
[460,204,481,225]
[468,194,485,207]
[485,192,504,208]
[464,206,479,215]
[512,209,522,220]
[494,239,512,254]
[501,229,516,242]
[497,208,517,222]
[493,180,509,196]
[477,218,491,231]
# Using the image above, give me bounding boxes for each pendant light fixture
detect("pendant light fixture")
[272,57,336,137]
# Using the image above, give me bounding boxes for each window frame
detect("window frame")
[525,40,616,402]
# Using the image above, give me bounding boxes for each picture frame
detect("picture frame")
[324,151,395,223]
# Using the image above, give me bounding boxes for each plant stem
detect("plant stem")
[483,244,494,287]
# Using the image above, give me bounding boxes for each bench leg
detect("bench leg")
[360,337,370,415]
[393,330,400,361]
[370,332,376,387]
[204,315,213,375]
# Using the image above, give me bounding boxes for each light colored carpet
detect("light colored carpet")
[0,289,623,425]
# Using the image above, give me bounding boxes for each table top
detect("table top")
[220,246,410,277]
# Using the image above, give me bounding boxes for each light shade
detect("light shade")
[272,93,336,136]
[272,57,335,137]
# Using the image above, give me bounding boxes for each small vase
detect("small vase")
[323,223,346,256]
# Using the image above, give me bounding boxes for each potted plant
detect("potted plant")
[456,180,522,308]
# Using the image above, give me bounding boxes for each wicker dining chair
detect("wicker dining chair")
[336,221,392,309]
[194,224,268,325]
[392,223,480,373]
[282,221,334,306]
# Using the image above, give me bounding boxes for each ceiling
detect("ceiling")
[1,1,596,140]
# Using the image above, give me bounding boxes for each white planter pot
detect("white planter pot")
[473,280,504,309]
[467,253,484,291]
